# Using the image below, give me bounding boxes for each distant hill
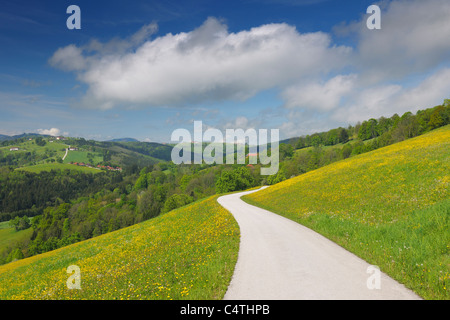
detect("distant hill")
[105,138,139,142]
[0,135,173,170]
[0,133,47,141]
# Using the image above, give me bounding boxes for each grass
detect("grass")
[0,195,240,300]
[0,140,68,159]
[0,224,33,253]
[63,151,103,165]
[243,125,450,300]
[17,163,101,174]
[293,136,375,156]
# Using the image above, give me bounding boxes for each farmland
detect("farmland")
[17,162,101,174]
[63,150,103,165]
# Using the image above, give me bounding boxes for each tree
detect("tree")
[341,143,352,159]
[295,137,306,149]
[216,167,256,193]
[325,129,339,146]
[134,174,148,190]
[6,248,24,262]
[428,106,445,129]
[267,167,286,185]
[163,194,193,213]
[358,121,368,140]
[9,216,30,231]
[35,137,46,147]
[338,128,349,144]
[310,134,323,147]
[376,117,392,136]
[279,143,294,160]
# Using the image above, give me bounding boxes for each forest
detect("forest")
[0,100,449,264]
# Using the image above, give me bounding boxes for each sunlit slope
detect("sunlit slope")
[0,196,239,300]
[244,125,450,300]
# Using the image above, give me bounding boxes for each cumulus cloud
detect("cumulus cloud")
[282,74,357,111]
[339,0,450,83]
[333,68,450,124]
[37,128,62,136]
[50,17,351,110]
[279,0,450,136]
[280,67,450,137]
[49,45,87,72]
[48,0,450,138]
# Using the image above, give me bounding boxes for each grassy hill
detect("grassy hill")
[0,136,174,173]
[0,195,239,300]
[0,221,33,261]
[243,125,450,300]
[0,139,68,162]
[17,162,101,174]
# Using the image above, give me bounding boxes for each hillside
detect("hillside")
[0,135,172,171]
[0,195,239,299]
[243,125,450,299]
[18,163,101,174]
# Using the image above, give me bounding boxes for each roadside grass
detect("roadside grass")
[243,125,450,300]
[0,195,240,300]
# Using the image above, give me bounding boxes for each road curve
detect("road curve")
[218,187,421,300]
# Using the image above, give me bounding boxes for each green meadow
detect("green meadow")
[17,163,101,174]
[63,150,103,165]
[243,125,450,300]
[0,195,239,300]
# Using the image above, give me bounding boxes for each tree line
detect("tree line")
[278,101,450,180]
[0,168,125,222]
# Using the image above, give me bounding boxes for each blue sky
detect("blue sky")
[1,0,449,142]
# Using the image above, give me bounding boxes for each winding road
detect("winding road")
[218,187,421,300]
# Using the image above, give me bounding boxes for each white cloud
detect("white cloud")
[278,67,450,137]
[343,0,450,83]
[50,17,351,110]
[282,74,357,111]
[278,0,450,136]
[37,128,61,136]
[334,67,450,123]
[47,1,450,139]
[49,45,86,72]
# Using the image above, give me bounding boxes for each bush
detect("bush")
[163,194,193,213]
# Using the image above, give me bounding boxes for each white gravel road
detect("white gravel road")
[218,187,421,300]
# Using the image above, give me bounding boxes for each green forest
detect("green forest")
[0,100,449,264]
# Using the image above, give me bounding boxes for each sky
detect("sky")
[0,0,449,142]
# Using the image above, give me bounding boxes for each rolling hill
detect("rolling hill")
[0,116,448,300]
[0,135,173,172]
[243,125,450,299]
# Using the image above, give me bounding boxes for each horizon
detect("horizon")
[1,0,450,143]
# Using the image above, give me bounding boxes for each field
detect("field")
[63,150,103,165]
[17,163,101,174]
[0,195,240,300]
[0,222,33,259]
[1,140,68,163]
[243,125,450,300]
